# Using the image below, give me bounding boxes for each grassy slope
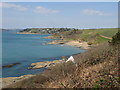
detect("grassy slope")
[52,28,118,44]
[98,28,118,37]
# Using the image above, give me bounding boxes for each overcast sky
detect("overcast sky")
[1,2,118,29]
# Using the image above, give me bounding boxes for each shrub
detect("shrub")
[87,42,93,45]
[110,31,120,45]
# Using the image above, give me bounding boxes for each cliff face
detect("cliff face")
[19,28,78,34]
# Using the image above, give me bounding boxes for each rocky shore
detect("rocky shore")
[2,59,65,88]
[17,28,94,49]
[1,74,35,88]
[43,34,94,49]
[48,39,92,49]
[28,60,65,69]
[2,28,94,88]
[2,63,21,68]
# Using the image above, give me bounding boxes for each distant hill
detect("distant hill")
[19,28,78,34]
[1,29,21,31]
[1,29,8,31]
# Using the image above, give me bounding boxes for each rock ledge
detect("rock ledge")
[28,60,64,69]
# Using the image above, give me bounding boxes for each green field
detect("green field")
[52,28,118,44]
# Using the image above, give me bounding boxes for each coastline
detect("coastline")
[2,59,66,88]
[28,59,65,69]
[2,32,91,88]
[43,35,95,50]
[48,40,91,49]
[16,32,93,49]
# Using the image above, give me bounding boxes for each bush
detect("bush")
[87,42,93,45]
[110,31,120,45]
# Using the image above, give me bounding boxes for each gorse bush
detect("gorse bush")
[110,31,120,45]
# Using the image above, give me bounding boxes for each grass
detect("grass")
[52,28,118,44]
[98,28,118,37]
[95,36,111,44]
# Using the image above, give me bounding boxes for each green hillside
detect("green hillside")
[52,28,118,44]
[98,28,118,37]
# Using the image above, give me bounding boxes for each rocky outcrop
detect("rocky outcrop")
[43,36,55,39]
[2,63,21,68]
[48,40,68,45]
[1,74,35,88]
[28,60,64,69]
[47,40,91,49]
[65,41,91,49]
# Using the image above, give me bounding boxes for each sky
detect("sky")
[1,2,118,29]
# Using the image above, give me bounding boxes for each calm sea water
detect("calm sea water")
[2,30,85,78]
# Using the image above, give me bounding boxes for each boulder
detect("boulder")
[28,60,64,69]
[1,74,35,88]
[2,63,21,68]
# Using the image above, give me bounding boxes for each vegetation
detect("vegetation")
[52,28,118,44]
[110,30,120,45]
[20,28,78,34]
[4,31,119,89]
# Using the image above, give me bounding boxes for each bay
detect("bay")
[2,30,85,77]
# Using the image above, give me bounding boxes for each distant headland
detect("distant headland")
[17,28,78,34]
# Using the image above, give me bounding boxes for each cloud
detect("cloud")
[34,6,59,14]
[81,9,112,16]
[0,2,27,11]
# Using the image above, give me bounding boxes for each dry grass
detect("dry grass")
[3,43,119,89]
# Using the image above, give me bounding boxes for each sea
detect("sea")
[2,30,85,78]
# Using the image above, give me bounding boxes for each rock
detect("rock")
[1,74,35,88]
[65,41,90,49]
[48,40,91,49]
[2,63,21,68]
[48,40,67,45]
[43,36,54,39]
[28,60,64,69]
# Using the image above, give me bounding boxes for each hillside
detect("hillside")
[50,28,118,44]
[18,28,118,44]
[18,28,78,34]
[3,31,119,89]
[51,28,118,44]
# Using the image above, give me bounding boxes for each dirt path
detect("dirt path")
[99,35,112,39]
